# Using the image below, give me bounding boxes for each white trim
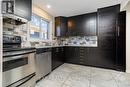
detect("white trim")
[0,0,3,86]
[126,6,130,74]
[121,0,130,10]
[126,69,130,73]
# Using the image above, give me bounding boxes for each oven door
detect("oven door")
[3,54,29,72]
[3,52,36,87]
[6,73,36,87]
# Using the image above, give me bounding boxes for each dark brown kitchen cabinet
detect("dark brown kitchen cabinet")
[98,36,116,49]
[98,5,120,37]
[65,47,116,70]
[65,47,89,65]
[55,17,67,37]
[67,12,97,36]
[97,4,120,69]
[15,0,32,21]
[52,47,64,70]
[65,47,78,64]
[116,11,126,71]
[86,48,99,66]
[87,48,116,69]
[81,12,97,36]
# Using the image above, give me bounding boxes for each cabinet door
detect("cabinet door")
[116,11,126,71]
[52,47,64,70]
[98,36,116,49]
[87,48,98,66]
[15,0,32,21]
[55,17,61,37]
[80,13,97,36]
[97,5,120,69]
[65,47,79,64]
[60,17,67,36]
[98,5,120,36]
[58,47,64,64]
[52,48,58,70]
[55,17,67,37]
[67,12,97,36]
[86,48,115,69]
[65,47,74,63]
[67,16,79,36]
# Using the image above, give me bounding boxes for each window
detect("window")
[30,14,49,40]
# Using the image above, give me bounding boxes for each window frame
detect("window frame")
[29,13,51,42]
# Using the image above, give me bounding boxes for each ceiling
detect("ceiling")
[33,0,125,17]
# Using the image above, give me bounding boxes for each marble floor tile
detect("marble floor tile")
[90,79,118,87]
[91,70,113,80]
[110,70,130,87]
[61,84,72,87]
[36,79,62,87]
[35,63,130,87]
[45,70,70,83]
[54,64,76,73]
[64,76,90,87]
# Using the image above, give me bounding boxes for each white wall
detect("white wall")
[121,0,130,73]
[123,1,130,73]
[0,0,3,86]
[121,0,130,10]
[126,10,130,73]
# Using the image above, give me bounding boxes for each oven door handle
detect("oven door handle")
[3,50,35,57]
[3,54,29,62]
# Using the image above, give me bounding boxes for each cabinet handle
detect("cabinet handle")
[80,50,84,52]
[118,26,120,37]
[80,53,84,54]
[79,59,84,61]
[79,62,84,64]
[80,55,84,57]
[80,48,84,49]
[56,48,59,52]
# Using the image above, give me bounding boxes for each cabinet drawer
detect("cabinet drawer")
[79,58,84,61]
[79,61,85,64]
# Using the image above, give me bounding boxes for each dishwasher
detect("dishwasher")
[36,48,52,81]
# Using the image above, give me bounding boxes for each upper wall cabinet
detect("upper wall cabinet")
[55,16,67,37]
[98,5,120,37]
[15,0,32,21]
[67,12,97,36]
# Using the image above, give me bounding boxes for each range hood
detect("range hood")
[3,14,27,25]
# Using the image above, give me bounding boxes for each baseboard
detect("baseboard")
[126,69,130,73]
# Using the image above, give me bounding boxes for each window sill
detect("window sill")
[29,38,52,42]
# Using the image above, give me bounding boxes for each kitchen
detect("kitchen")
[0,0,130,87]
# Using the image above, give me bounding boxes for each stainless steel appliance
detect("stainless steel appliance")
[36,48,52,81]
[3,35,36,87]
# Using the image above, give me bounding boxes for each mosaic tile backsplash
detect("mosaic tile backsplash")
[62,36,98,47]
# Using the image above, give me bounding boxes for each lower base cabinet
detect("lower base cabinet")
[52,47,64,70]
[65,47,88,65]
[65,47,122,71]
[52,46,125,72]
[87,48,116,70]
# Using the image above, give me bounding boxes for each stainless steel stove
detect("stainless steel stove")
[3,34,36,87]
